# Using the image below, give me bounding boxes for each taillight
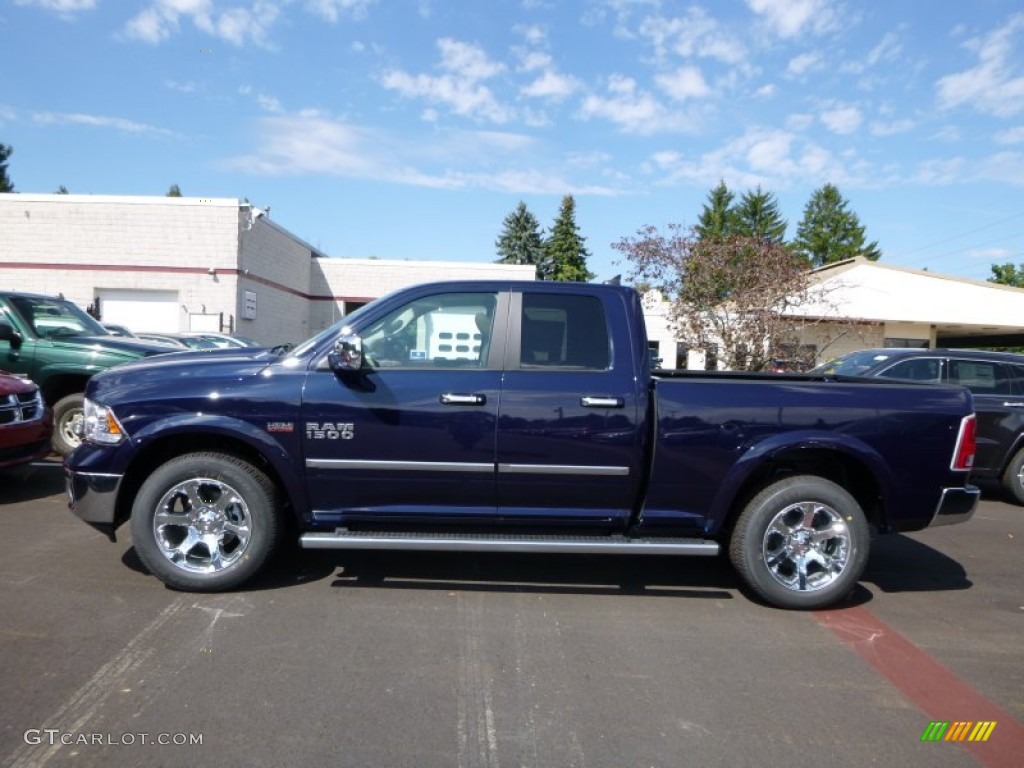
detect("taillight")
[951,414,976,471]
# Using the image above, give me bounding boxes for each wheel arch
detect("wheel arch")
[710,436,890,538]
[114,430,307,531]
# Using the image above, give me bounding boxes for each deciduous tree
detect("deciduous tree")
[613,225,836,371]
[989,262,1024,287]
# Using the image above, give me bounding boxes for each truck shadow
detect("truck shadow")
[239,529,971,604]
[0,459,64,504]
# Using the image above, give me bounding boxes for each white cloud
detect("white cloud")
[914,157,964,185]
[13,0,96,17]
[746,0,840,39]
[651,127,854,189]
[305,0,374,23]
[579,74,694,134]
[521,70,581,101]
[638,7,747,65]
[936,13,1024,117]
[31,111,173,136]
[995,126,1024,144]
[165,79,197,93]
[380,38,510,123]
[820,104,863,134]
[755,83,778,99]
[124,0,279,47]
[870,118,914,136]
[655,66,711,101]
[786,51,822,77]
[976,151,1024,186]
[224,113,619,194]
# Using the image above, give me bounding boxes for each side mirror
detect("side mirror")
[328,333,363,372]
[0,321,23,349]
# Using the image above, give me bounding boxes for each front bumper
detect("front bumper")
[929,485,980,527]
[66,468,123,540]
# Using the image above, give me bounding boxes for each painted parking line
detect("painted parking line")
[816,605,1024,768]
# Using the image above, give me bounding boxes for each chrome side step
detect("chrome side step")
[299,530,720,556]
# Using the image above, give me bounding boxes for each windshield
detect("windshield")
[9,295,108,339]
[810,350,895,376]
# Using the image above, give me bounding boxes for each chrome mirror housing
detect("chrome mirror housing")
[328,333,363,372]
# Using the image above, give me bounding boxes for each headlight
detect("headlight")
[83,398,128,445]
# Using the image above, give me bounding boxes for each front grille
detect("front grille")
[0,389,45,425]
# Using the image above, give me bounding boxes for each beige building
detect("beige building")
[644,257,1024,370]
[0,193,535,347]
[4,194,1023,365]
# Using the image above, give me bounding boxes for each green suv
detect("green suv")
[0,291,173,455]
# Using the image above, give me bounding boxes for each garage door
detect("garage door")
[96,289,179,333]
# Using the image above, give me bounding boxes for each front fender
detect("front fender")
[126,414,309,519]
[705,430,894,534]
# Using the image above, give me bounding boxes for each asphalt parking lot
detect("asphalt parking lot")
[1,459,1021,768]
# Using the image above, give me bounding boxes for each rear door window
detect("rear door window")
[948,359,1010,395]
[875,357,942,383]
[519,294,610,370]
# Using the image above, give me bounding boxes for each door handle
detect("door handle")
[1002,402,1024,407]
[440,393,486,406]
[580,396,624,408]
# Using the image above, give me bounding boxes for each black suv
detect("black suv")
[812,348,1024,504]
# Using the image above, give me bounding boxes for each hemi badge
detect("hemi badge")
[267,421,294,433]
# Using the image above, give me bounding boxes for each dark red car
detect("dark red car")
[0,371,52,473]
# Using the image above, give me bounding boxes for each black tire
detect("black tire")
[729,475,869,610]
[52,393,85,456]
[1001,448,1024,505]
[130,452,281,591]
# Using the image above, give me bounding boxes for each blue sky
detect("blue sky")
[2,0,1023,283]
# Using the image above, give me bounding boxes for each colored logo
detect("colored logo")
[921,721,996,742]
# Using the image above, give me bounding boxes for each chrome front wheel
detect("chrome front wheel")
[152,477,253,574]
[131,453,281,591]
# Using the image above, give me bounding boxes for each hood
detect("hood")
[0,370,37,395]
[51,335,177,358]
[88,346,282,402]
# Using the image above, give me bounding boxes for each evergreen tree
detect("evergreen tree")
[55,185,69,194]
[792,183,881,267]
[695,180,738,240]
[0,143,14,192]
[734,186,787,244]
[543,195,595,282]
[495,201,545,275]
[167,184,183,197]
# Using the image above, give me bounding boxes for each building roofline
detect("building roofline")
[810,255,1024,293]
[0,192,239,207]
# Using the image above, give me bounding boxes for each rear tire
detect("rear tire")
[52,393,85,456]
[130,452,281,591]
[1001,447,1024,505]
[729,476,869,609]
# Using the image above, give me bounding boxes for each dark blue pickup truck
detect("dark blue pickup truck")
[66,280,980,609]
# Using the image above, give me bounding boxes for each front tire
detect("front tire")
[729,476,869,609]
[52,393,85,456]
[1000,447,1024,505]
[130,452,281,591]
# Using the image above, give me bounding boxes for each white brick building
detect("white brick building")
[0,193,535,347]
